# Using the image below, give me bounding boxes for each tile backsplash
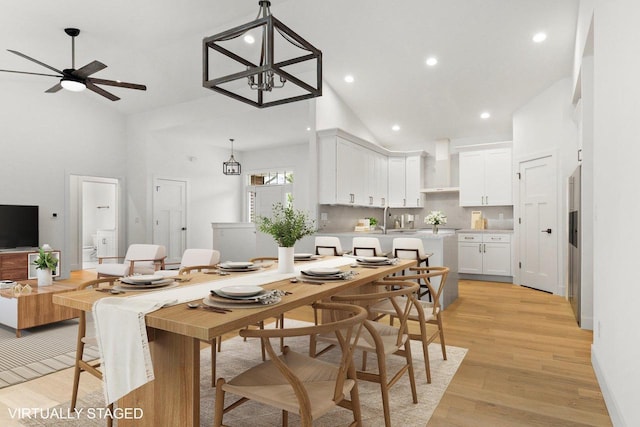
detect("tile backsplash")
[318,192,514,232]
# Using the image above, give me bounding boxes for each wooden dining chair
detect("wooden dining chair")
[214,302,368,427]
[212,255,282,386]
[71,277,118,427]
[373,266,450,383]
[391,237,433,299]
[311,281,420,427]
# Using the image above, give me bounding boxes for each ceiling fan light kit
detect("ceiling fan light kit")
[60,76,86,92]
[1,27,146,101]
[202,0,322,108]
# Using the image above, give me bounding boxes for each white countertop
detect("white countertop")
[457,229,514,234]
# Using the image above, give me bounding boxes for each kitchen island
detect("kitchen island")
[314,230,459,309]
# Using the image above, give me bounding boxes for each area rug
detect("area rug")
[0,320,98,389]
[17,321,467,426]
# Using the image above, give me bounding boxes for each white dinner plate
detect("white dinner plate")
[357,256,389,263]
[221,261,254,268]
[126,274,163,283]
[294,253,313,259]
[218,285,263,297]
[203,296,280,309]
[120,277,174,286]
[303,267,341,276]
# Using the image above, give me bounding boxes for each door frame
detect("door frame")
[513,149,562,294]
[152,176,189,264]
[66,173,124,274]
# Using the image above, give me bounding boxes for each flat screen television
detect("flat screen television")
[0,204,39,249]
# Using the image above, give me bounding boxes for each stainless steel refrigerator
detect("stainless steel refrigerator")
[568,166,581,326]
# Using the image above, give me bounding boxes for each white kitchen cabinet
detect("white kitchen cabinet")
[336,138,366,204]
[319,131,385,206]
[365,152,387,207]
[458,233,511,276]
[388,155,423,208]
[459,147,512,206]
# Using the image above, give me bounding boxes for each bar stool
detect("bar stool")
[391,237,433,299]
[314,236,345,256]
[352,236,385,257]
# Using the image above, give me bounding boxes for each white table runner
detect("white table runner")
[93,256,354,404]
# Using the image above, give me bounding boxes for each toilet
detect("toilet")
[82,234,98,262]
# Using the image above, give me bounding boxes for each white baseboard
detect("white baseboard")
[581,315,593,331]
[592,344,625,426]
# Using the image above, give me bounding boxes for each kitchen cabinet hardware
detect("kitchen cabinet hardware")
[541,228,552,234]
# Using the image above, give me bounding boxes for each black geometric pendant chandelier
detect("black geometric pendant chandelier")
[202,1,322,108]
[223,139,241,175]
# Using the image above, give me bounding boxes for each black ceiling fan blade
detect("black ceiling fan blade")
[86,81,120,101]
[0,68,61,78]
[7,49,64,75]
[73,60,107,78]
[88,77,147,91]
[45,82,63,93]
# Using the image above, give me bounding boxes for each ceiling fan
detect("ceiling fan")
[0,28,146,101]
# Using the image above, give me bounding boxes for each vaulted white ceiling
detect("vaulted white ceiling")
[0,0,578,152]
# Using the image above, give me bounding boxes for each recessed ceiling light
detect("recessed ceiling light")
[392,124,401,131]
[532,32,547,43]
[344,75,354,83]
[480,112,491,119]
[306,127,311,131]
[244,34,255,44]
[425,57,438,66]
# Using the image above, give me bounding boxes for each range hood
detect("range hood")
[421,139,459,193]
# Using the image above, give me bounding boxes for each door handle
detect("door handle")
[541,228,552,234]
[181,227,187,231]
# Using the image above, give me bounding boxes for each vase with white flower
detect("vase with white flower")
[424,211,447,234]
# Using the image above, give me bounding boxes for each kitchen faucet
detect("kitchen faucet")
[382,205,389,234]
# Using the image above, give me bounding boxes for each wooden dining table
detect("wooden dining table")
[53,257,416,427]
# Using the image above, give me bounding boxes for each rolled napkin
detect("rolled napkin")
[93,296,177,404]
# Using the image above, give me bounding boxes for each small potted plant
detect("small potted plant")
[424,211,447,234]
[32,246,59,286]
[257,201,316,273]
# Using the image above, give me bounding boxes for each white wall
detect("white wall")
[125,112,243,251]
[512,78,579,298]
[315,83,378,145]
[0,79,127,278]
[590,1,640,425]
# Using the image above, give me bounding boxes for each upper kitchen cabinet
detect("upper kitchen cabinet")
[459,147,513,206]
[318,129,388,207]
[388,154,423,208]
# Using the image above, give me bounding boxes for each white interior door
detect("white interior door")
[519,156,558,293]
[153,178,187,264]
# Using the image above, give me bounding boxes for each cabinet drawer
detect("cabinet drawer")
[483,234,511,243]
[0,253,28,268]
[458,233,482,242]
[0,269,27,281]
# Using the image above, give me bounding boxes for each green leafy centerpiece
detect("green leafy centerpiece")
[257,202,316,273]
[32,247,59,286]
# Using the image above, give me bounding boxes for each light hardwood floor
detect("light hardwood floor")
[0,273,611,426]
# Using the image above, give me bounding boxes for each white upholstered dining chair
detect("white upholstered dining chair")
[314,236,346,256]
[96,244,166,278]
[156,248,220,277]
[352,236,385,257]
